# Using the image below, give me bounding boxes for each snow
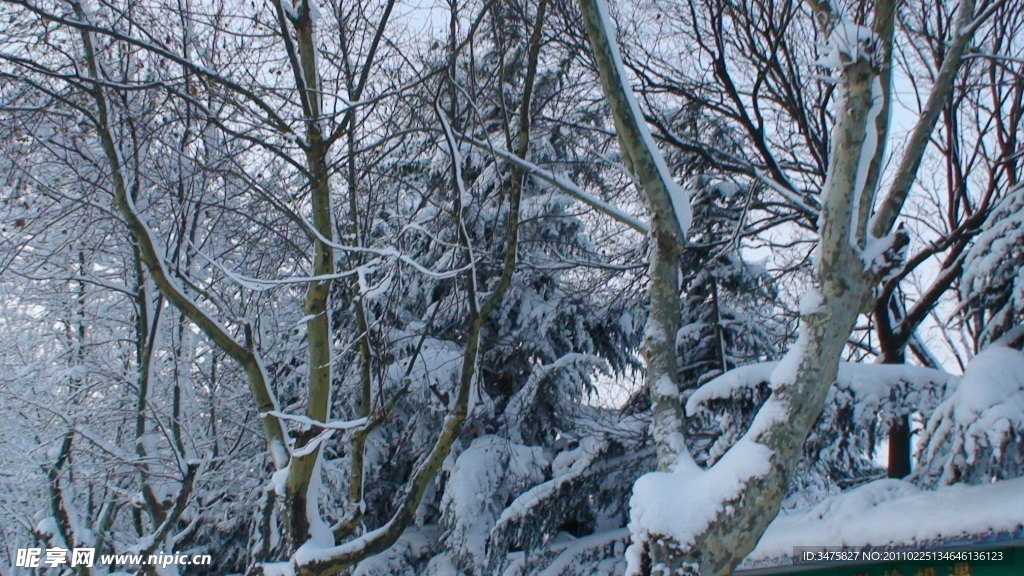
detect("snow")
[672,343,1024,568]
[686,357,954,492]
[495,437,605,530]
[850,75,884,249]
[264,410,367,432]
[754,169,820,218]
[745,394,791,439]
[948,348,1023,420]
[744,476,1024,566]
[963,187,1024,287]
[351,527,434,576]
[749,290,821,395]
[652,374,679,399]
[34,517,66,548]
[306,0,322,22]
[961,185,1024,344]
[534,528,629,576]
[281,2,298,22]
[710,180,741,198]
[3,2,1020,575]
[423,554,462,576]
[551,436,605,478]
[818,21,877,70]
[296,452,334,553]
[686,362,776,412]
[269,467,290,496]
[462,135,649,234]
[439,435,547,569]
[860,230,903,274]
[626,439,773,575]
[798,289,824,316]
[815,18,880,217]
[260,562,296,576]
[383,336,463,400]
[768,323,807,390]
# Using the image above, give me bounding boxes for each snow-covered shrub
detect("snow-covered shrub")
[920,329,1024,485]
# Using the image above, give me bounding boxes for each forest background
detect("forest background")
[1,0,1023,574]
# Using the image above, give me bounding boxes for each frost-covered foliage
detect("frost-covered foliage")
[423,412,653,576]
[961,185,1024,345]
[686,333,1024,505]
[677,177,782,390]
[437,436,547,572]
[636,87,784,393]
[919,330,1024,486]
[0,52,271,570]
[313,11,651,560]
[351,529,436,576]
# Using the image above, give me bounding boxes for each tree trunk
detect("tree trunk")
[887,415,912,478]
[578,0,693,474]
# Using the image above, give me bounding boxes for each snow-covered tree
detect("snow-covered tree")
[578,0,1000,573]
[677,177,782,391]
[3,0,1024,575]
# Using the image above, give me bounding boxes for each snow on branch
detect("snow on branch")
[687,360,953,482]
[488,438,649,570]
[687,361,952,414]
[579,0,692,242]
[438,435,546,572]
[960,185,1024,345]
[625,437,773,574]
[460,134,650,234]
[816,21,880,70]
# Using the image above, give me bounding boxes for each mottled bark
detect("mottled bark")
[668,46,884,575]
